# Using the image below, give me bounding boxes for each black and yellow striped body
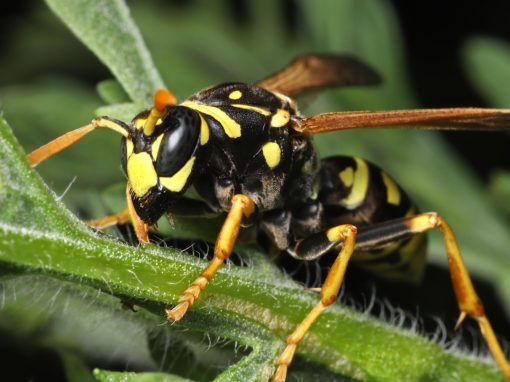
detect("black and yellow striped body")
[318,156,426,283]
[122,82,426,283]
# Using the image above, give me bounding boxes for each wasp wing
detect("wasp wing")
[293,108,510,134]
[256,54,381,97]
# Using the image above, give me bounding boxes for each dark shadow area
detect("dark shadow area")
[0,330,66,382]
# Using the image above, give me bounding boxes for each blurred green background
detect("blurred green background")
[0,0,509,381]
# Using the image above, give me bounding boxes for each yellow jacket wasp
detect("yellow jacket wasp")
[27,54,510,381]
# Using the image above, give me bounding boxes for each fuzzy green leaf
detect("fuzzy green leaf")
[96,79,130,105]
[45,0,165,105]
[93,370,193,382]
[463,37,510,107]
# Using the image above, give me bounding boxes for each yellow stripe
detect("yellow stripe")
[199,114,209,145]
[341,157,369,208]
[151,134,164,159]
[126,139,134,158]
[338,167,354,187]
[182,101,241,138]
[160,156,196,192]
[231,104,271,116]
[127,152,158,197]
[262,142,281,169]
[270,109,290,128]
[381,171,401,206]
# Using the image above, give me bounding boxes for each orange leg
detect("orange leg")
[85,208,130,229]
[273,224,357,382]
[84,185,148,244]
[406,212,510,380]
[166,194,255,322]
[125,184,149,244]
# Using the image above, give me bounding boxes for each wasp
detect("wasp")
[27,55,510,381]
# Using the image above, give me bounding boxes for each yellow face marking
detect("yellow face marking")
[134,118,146,130]
[151,134,164,159]
[160,156,196,192]
[199,114,210,145]
[341,157,369,208]
[262,142,281,169]
[127,152,158,197]
[338,167,354,187]
[270,109,290,128]
[126,139,134,158]
[228,90,242,100]
[182,101,241,138]
[381,172,401,206]
[231,104,271,116]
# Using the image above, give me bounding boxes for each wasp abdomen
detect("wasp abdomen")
[318,156,426,282]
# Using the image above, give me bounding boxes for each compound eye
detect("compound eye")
[155,106,201,176]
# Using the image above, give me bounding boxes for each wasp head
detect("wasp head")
[121,105,207,224]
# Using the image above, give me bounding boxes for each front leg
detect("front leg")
[166,194,255,322]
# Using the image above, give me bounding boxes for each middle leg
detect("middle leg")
[273,224,358,382]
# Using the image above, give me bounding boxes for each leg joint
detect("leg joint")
[231,194,255,217]
[325,224,357,242]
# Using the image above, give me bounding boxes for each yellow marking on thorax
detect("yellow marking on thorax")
[228,90,242,100]
[231,104,271,116]
[381,171,401,206]
[151,134,164,159]
[199,114,209,145]
[341,157,369,208]
[262,142,281,169]
[182,101,241,138]
[270,109,290,128]
[338,167,354,187]
[127,152,158,197]
[160,156,196,192]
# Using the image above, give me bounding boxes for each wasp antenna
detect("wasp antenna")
[27,117,130,167]
[143,89,177,136]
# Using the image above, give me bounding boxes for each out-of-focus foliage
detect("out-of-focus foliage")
[0,0,508,381]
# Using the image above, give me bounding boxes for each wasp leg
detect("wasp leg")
[273,224,357,382]
[166,194,255,322]
[85,208,130,229]
[86,197,218,230]
[126,184,149,244]
[393,212,509,380]
[324,212,509,380]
